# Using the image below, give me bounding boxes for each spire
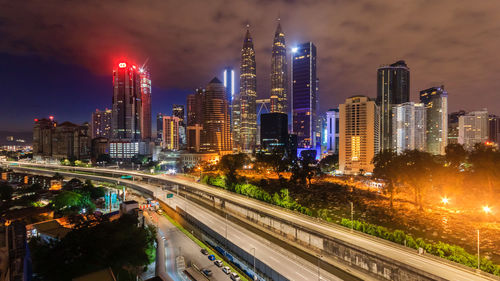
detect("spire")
[275,17,282,35]
[243,24,253,49]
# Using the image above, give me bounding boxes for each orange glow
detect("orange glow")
[441,197,450,204]
[483,205,491,214]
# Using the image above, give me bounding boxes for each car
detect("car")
[208,254,215,261]
[200,249,209,255]
[230,272,240,281]
[202,269,212,277]
[156,209,163,215]
[214,260,223,267]
[222,266,231,274]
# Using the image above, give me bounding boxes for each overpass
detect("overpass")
[3,162,498,281]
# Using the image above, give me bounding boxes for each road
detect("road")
[6,162,497,281]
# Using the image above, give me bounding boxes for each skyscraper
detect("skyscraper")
[260,113,288,152]
[156,113,164,140]
[238,25,257,152]
[173,104,186,147]
[91,108,112,139]
[391,102,426,154]
[112,61,142,140]
[377,60,410,151]
[187,88,205,152]
[448,110,467,145]
[326,109,339,154]
[488,115,500,144]
[201,78,232,152]
[459,110,489,150]
[420,86,448,155]
[339,96,379,175]
[292,42,317,148]
[270,19,287,114]
[162,116,180,150]
[223,67,235,103]
[140,69,152,140]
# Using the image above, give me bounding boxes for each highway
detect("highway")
[5,162,497,281]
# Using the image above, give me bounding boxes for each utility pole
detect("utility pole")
[252,248,256,280]
[477,229,480,270]
[317,255,322,281]
[350,201,354,232]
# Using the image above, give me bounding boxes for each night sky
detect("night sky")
[1,0,500,132]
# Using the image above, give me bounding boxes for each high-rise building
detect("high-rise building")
[448,110,467,145]
[488,114,500,144]
[112,61,142,140]
[256,99,271,146]
[260,113,288,152]
[326,109,339,154]
[238,25,257,152]
[156,113,164,140]
[162,116,180,150]
[91,108,112,139]
[187,88,205,152]
[458,110,489,150]
[140,69,152,140]
[173,104,186,147]
[391,102,426,154]
[420,86,448,155]
[339,96,379,175]
[377,60,410,151]
[200,78,232,152]
[223,67,235,103]
[270,19,288,114]
[292,42,318,149]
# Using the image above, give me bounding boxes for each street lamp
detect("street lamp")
[350,201,354,232]
[251,247,256,281]
[441,197,449,205]
[482,205,491,214]
[317,254,323,281]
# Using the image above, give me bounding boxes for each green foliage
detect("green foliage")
[319,154,339,173]
[52,191,95,215]
[29,214,156,281]
[340,219,500,276]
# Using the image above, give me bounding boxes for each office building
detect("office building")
[91,109,112,139]
[200,78,232,152]
[448,110,467,145]
[339,96,379,175]
[173,104,186,147]
[256,99,271,146]
[186,88,205,152]
[223,67,235,103]
[391,102,426,153]
[156,113,164,140]
[488,115,500,144]
[270,19,288,114]
[292,42,318,149]
[238,26,257,152]
[260,113,288,151]
[140,69,152,140]
[377,60,410,151]
[162,116,180,150]
[459,110,489,150]
[420,86,448,155]
[109,140,148,161]
[326,109,339,154]
[187,124,203,152]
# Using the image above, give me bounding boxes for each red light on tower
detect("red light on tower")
[34,118,38,122]
[49,116,54,121]
[119,62,127,68]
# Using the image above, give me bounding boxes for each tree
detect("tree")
[295,152,318,188]
[399,150,437,209]
[445,143,468,169]
[255,150,289,178]
[0,182,14,201]
[219,153,249,189]
[53,191,95,215]
[372,150,400,209]
[319,154,339,173]
[468,144,500,195]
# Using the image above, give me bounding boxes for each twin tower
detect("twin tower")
[232,20,288,152]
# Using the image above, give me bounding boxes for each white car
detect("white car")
[230,272,240,281]
[222,266,230,274]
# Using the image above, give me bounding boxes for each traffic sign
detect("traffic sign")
[166,193,174,198]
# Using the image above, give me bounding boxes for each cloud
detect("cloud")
[1,0,500,115]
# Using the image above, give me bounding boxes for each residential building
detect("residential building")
[339,96,379,175]
[420,86,448,155]
[377,60,410,151]
[459,110,489,150]
[91,108,112,139]
[238,26,257,152]
[270,19,288,114]
[391,102,426,153]
[292,42,318,149]
[326,109,339,154]
[448,110,467,145]
[162,116,180,150]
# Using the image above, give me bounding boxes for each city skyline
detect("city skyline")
[2,1,500,131]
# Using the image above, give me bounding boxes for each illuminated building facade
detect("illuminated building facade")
[238,26,257,152]
[458,110,489,150]
[448,110,467,145]
[187,88,205,152]
[223,67,235,148]
[339,96,379,175]
[140,69,152,140]
[488,114,500,144]
[326,109,339,154]
[377,60,410,151]
[156,113,164,141]
[173,104,186,147]
[201,78,232,152]
[260,113,288,152]
[292,42,318,149]
[91,108,112,139]
[112,61,142,140]
[391,102,426,154]
[270,20,288,114]
[162,116,180,150]
[420,86,448,155]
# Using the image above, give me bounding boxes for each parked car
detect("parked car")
[200,249,209,255]
[230,272,241,281]
[214,260,223,267]
[208,254,216,261]
[222,266,231,274]
[156,209,163,215]
[202,269,212,277]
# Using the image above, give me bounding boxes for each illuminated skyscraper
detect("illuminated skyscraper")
[326,109,339,154]
[391,102,426,153]
[173,104,186,147]
[377,60,410,151]
[238,25,257,152]
[459,110,489,150]
[112,61,142,140]
[162,116,180,150]
[223,67,235,103]
[201,78,232,152]
[140,69,152,140]
[420,85,448,155]
[291,42,317,148]
[270,19,287,114]
[156,113,164,140]
[187,88,205,152]
[91,108,112,139]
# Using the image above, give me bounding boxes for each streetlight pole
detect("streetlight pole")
[350,201,354,232]
[225,213,228,240]
[317,255,322,281]
[251,247,256,281]
[477,229,480,271]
